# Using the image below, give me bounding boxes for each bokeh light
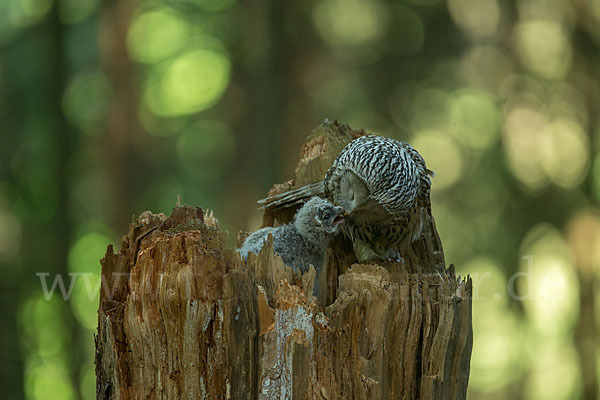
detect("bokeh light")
[19,294,70,358]
[313,0,389,52]
[518,224,579,337]
[412,131,464,190]
[0,0,53,43]
[1,0,598,398]
[25,362,76,400]
[450,89,499,150]
[503,107,589,190]
[448,0,502,40]
[19,294,76,400]
[63,69,111,134]
[461,258,524,391]
[461,45,513,93]
[127,8,190,64]
[515,20,572,80]
[565,210,600,275]
[145,47,231,116]
[523,340,580,400]
[68,231,110,330]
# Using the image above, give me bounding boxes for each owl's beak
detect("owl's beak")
[333,207,346,226]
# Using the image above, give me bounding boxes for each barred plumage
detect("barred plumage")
[259,134,433,262]
[324,135,427,215]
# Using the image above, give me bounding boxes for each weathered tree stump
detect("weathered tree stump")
[95,121,473,399]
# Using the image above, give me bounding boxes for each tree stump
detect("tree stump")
[95,121,473,399]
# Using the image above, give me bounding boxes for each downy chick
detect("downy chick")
[238,197,345,294]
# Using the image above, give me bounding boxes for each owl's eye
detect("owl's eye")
[323,212,331,220]
[349,191,355,201]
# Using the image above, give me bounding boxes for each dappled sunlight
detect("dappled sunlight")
[412,131,464,190]
[19,295,69,358]
[541,119,589,188]
[503,107,552,191]
[62,69,111,134]
[25,361,75,400]
[461,45,513,93]
[460,258,524,391]
[313,0,389,52]
[0,0,52,43]
[565,210,600,275]
[19,295,76,400]
[503,107,589,190]
[515,20,572,80]
[448,0,502,40]
[449,89,499,150]
[523,341,580,400]
[1,0,597,397]
[127,8,190,64]
[67,232,111,330]
[145,48,231,116]
[519,224,579,337]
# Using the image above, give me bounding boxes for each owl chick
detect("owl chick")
[238,197,345,293]
[259,135,433,262]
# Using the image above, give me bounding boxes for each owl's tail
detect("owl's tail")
[257,181,325,210]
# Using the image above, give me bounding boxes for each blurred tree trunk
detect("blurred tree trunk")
[99,0,139,231]
[95,123,473,399]
[49,4,83,399]
[237,0,289,190]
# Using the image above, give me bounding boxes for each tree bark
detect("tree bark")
[95,121,473,399]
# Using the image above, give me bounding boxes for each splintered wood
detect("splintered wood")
[96,121,473,399]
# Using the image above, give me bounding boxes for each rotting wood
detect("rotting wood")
[96,120,473,399]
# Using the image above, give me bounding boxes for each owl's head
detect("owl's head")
[314,202,346,234]
[294,197,346,236]
[334,170,371,215]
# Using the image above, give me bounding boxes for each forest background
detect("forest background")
[0,0,599,399]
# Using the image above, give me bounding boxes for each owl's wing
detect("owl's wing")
[257,181,325,210]
[396,140,433,213]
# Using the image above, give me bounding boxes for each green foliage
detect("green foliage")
[1,0,599,398]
